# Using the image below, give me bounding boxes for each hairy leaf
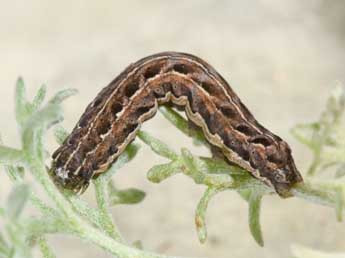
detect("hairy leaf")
[6,184,30,219]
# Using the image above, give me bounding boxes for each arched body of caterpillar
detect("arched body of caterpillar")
[50,52,303,197]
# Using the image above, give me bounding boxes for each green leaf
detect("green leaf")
[195,187,223,243]
[15,77,29,127]
[4,166,25,182]
[6,184,30,219]
[0,145,26,166]
[109,188,146,205]
[0,244,10,258]
[290,123,320,149]
[48,88,78,105]
[32,84,47,111]
[334,187,344,222]
[22,104,63,155]
[29,195,61,219]
[199,157,245,175]
[132,240,143,249]
[137,130,178,160]
[159,106,207,145]
[38,238,56,258]
[147,161,180,183]
[0,232,9,255]
[25,217,69,239]
[64,195,104,231]
[53,126,69,145]
[292,181,336,207]
[247,192,264,247]
[180,148,199,173]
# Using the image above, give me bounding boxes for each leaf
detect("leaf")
[14,77,29,127]
[25,217,69,239]
[132,240,143,249]
[334,187,344,222]
[4,166,25,182]
[48,88,78,105]
[22,103,63,155]
[6,184,30,219]
[199,157,246,176]
[247,192,264,247]
[195,188,223,243]
[0,232,9,256]
[0,245,10,258]
[137,130,178,160]
[38,238,56,258]
[180,148,199,173]
[63,195,104,231]
[29,195,61,219]
[109,188,146,205]
[0,145,26,167]
[53,126,69,145]
[32,84,47,111]
[147,161,180,183]
[159,106,207,145]
[290,123,320,150]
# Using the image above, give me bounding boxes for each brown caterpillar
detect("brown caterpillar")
[50,52,303,197]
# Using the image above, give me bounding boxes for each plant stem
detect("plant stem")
[94,176,124,242]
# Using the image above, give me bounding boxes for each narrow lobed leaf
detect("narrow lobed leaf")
[109,188,146,206]
[67,195,105,230]
[199,157,246,176]
[195,187,224,244]
[32,84,47,112]
[138,130,178,160]
[15,77,28,127]
[247,192,264,247]
[0,145,26,167]
[53,126,69,145]
[38,237,56,258]
[22,104,63,155]
[48,88,78,105]
[290,123,320,150]
[159,106,207,145]
[4,166,25,182]
[147,161,181,183]
[6,183,30,219]
[334,187,344,222]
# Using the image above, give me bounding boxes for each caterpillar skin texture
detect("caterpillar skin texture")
[50,52,303,197]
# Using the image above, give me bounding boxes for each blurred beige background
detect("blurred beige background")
[1,1,345,257]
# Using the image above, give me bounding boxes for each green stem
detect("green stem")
[27,155,182,258]
[93,176,124,242]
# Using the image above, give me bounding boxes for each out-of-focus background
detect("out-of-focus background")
[1,1,345,257]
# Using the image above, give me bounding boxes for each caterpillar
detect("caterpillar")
[50,52,303,197]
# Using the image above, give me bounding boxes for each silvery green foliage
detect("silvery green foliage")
[0,78,344,258]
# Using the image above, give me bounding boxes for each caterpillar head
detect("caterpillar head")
[248,136,303,198]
